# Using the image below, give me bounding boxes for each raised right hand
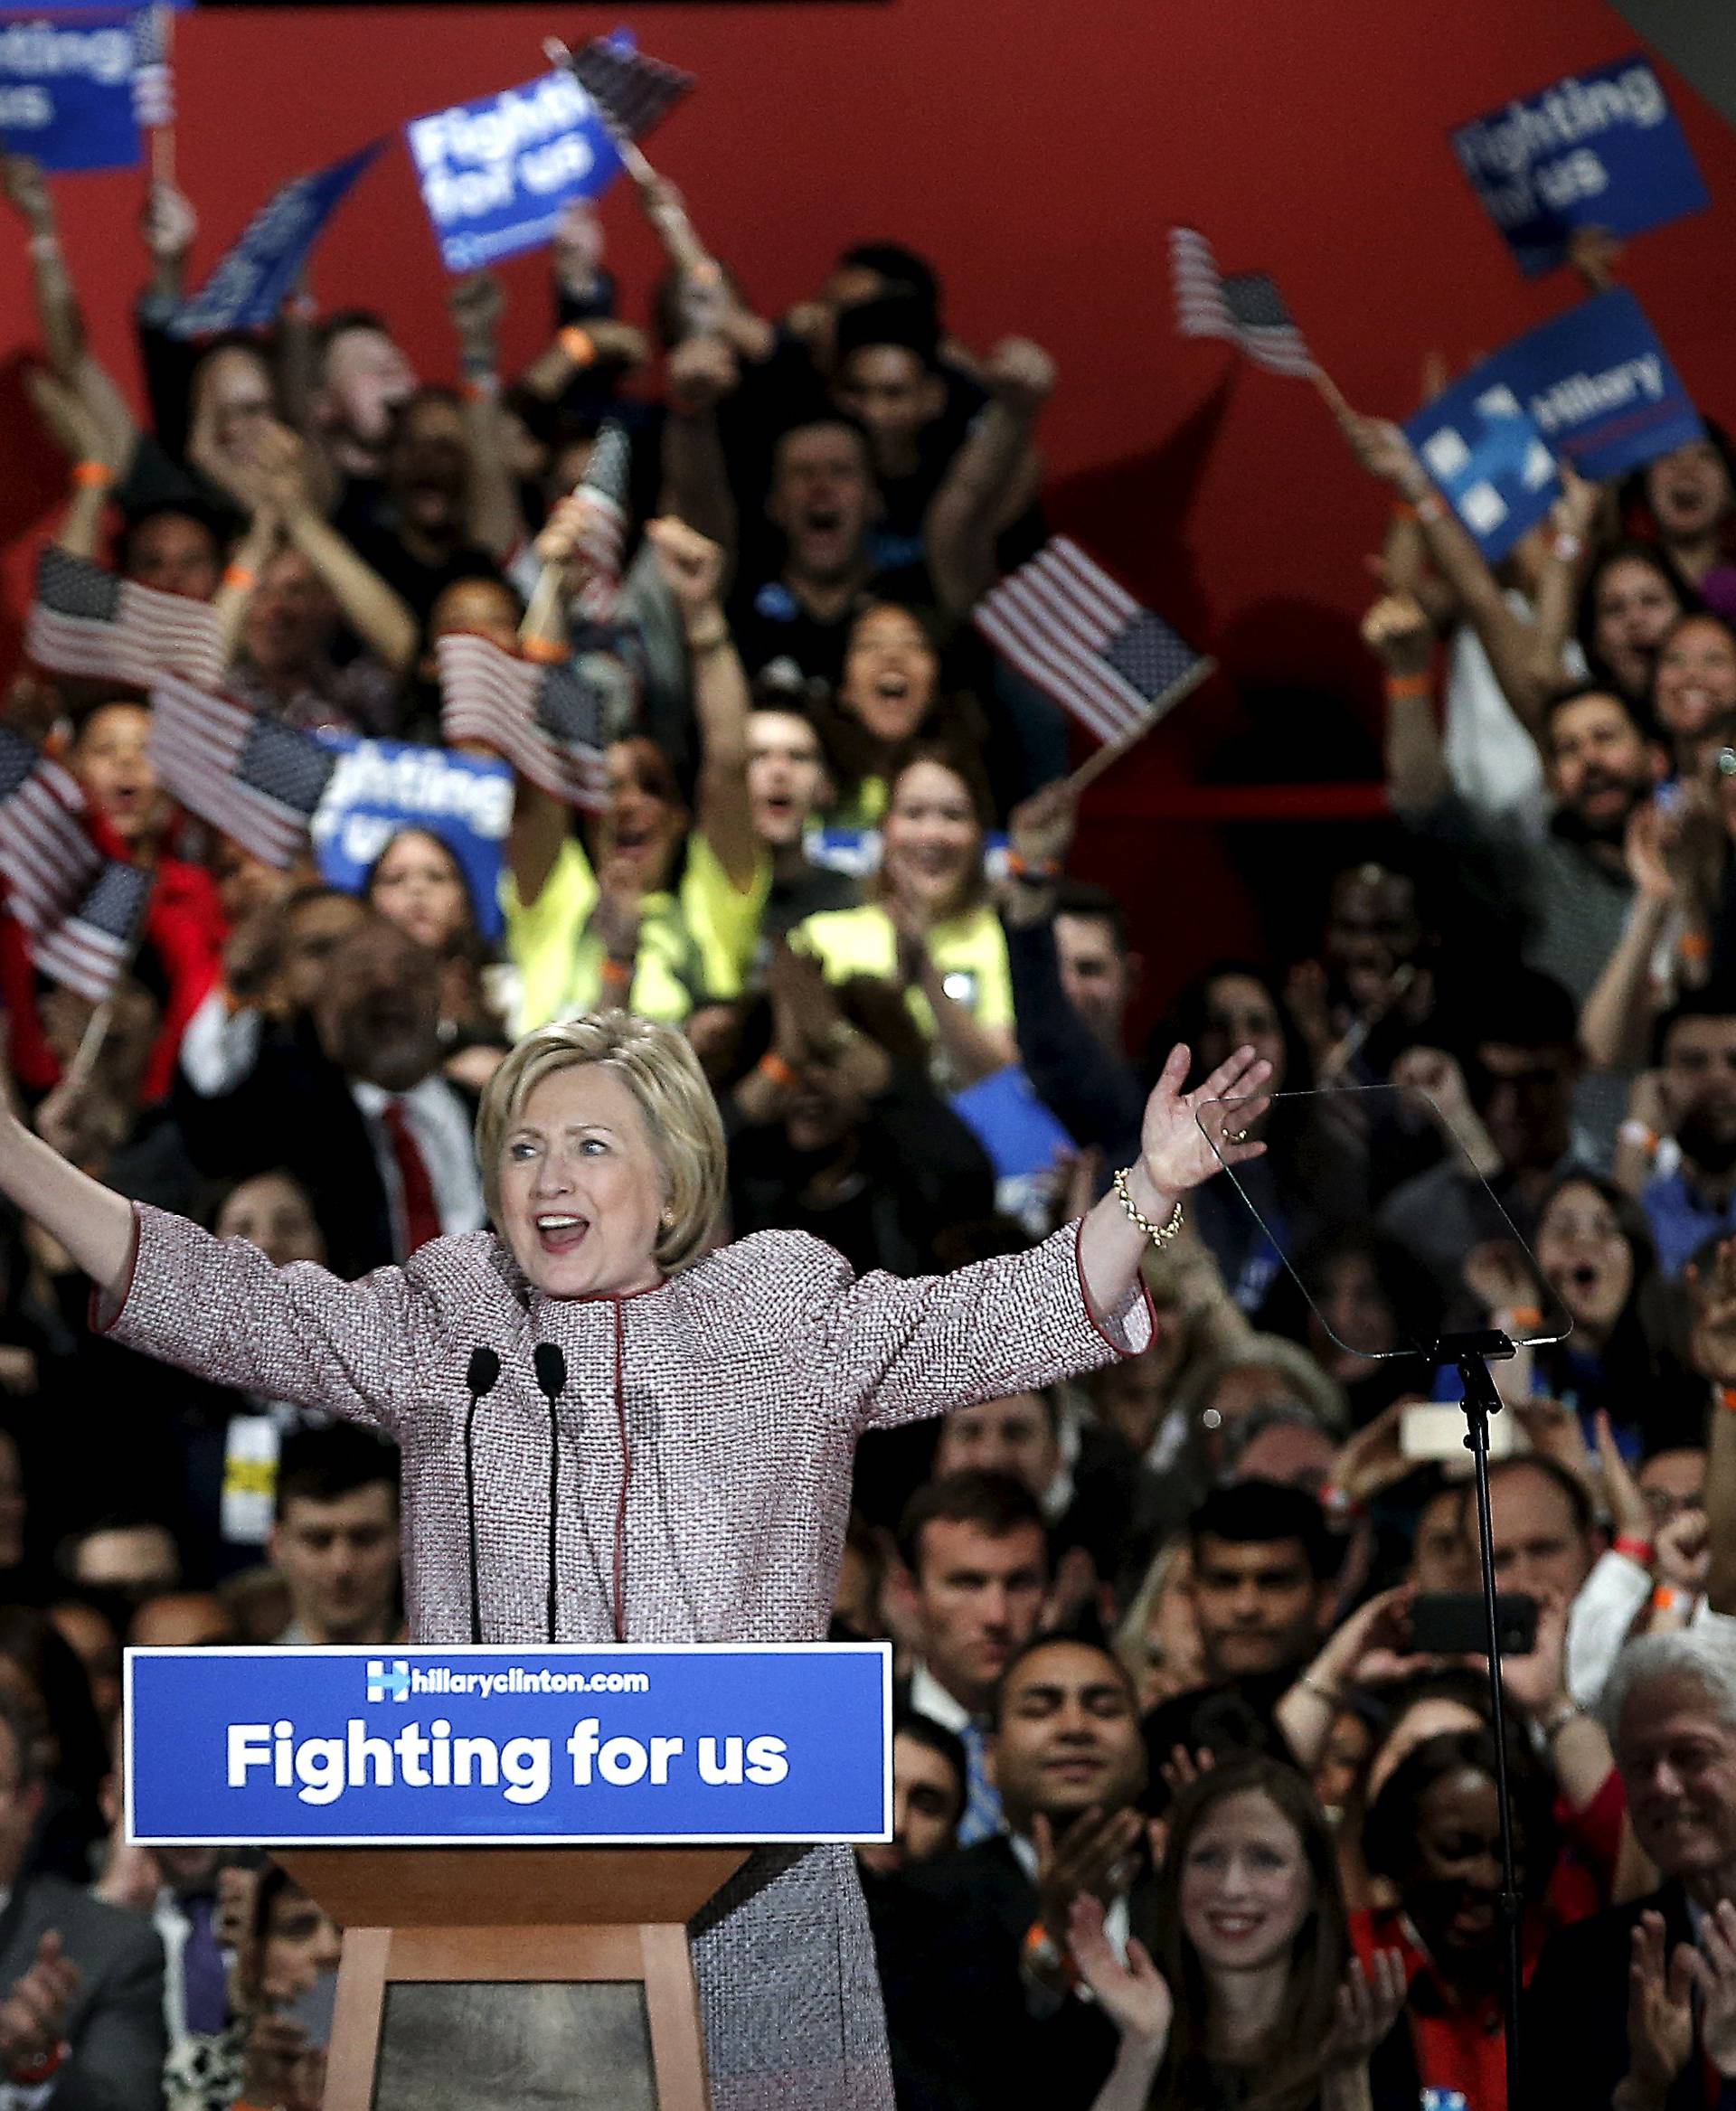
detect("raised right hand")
[1067,1894,1173,2050]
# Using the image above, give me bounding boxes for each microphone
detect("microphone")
[532,1344,568,1644]
[463,1348,501,1645]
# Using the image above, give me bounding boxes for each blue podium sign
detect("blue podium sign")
[126,1645,892,1847]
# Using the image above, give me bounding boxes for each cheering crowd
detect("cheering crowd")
[2,88,1736,2111]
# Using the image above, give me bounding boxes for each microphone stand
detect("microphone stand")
[1431,1325,1524,2111]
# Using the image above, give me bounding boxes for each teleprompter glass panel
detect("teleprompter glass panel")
[1195,1086,1572,1359]
[373,1982,657,2111]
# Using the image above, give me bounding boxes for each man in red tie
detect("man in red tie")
[175,904,485,1277]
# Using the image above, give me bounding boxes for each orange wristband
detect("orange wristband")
[72,459,112,489]
[1720,1387,1736,1416]
[1384,673,1433,701]
[1681,930,1712,962]
[1505,1304,1543,1332]
[758,1050,798,1091]
[520,637,568,664]
[1653,1583,1682,1614]
[222,564,257,592]
[600,956,633,990]
[560,325,597,369]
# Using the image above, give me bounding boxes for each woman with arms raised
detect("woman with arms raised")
[0,1009,1267,2111]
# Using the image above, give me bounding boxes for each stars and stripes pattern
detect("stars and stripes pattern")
[570,420,630,622]
[130,5,174,130]
[26,547,226,692]
[1169,227,1317,379]
[147,676,338,867]
[972,538,1212,747]
[0,726,99,939]
[436,634,611,812]
[564,35,695,143]
[32,861,153,1004]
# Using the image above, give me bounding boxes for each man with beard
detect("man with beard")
[175,911,484,1277]
[1640,995,1736,1274]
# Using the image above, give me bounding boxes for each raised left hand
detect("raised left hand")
[1138,1042,1270,1195]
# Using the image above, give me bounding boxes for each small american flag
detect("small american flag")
[1169,227,1317,380]
[972,538,1212,747]
[147,676,338,866]
[565,35,694,144]
[26,547,226,692]
[33,860,153,1005]
[0,726,99,938]
[436,634,611,812]
[570,421,630,622]
[131,5,174,130]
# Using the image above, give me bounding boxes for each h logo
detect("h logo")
[366,1659,410,1703]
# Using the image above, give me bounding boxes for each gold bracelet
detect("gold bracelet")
[1111,1168,1184,1247]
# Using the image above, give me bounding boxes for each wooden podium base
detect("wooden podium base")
[278,1847,750,2111]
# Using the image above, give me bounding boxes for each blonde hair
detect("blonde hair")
[476,1012,726,1277]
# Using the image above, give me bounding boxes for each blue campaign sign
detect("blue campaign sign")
[405,70,624,272]
[0,11,139,172]
[126,1645,892,1846]
[310,736,512,943]
[1420,290,1703,495]
[168,141,382,340]
[1452,54,1708,278]
[1403,379,1560,562]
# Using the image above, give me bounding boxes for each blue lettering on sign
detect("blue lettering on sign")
[1450,55,1709,277]
[311,735,512,943]
[127,1645,892,1845]
[1405,288,1703,531]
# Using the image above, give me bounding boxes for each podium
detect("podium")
[125,1645,891,2111]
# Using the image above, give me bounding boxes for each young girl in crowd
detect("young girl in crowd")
[809,602,987,827]
[795,740,1014,1085]
[1074,1756,1406,2111]
[1525,1171,1703,1456]
[1576,542,1694,709]
[363,826,508,1091]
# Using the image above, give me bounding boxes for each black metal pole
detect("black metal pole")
[1446,1336,1524,2111]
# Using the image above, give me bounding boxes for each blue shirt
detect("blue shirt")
[1641,1166,1736,1277]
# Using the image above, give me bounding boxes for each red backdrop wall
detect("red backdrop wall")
[3,0,1731,1016]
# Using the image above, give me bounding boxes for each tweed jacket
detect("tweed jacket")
[101,1204,1151,2108]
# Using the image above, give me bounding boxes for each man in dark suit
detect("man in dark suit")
[176,909,485,1279]
[0,1689,165,2110]
[1523,1628,1736,2110]
[879,1634,1155,2111]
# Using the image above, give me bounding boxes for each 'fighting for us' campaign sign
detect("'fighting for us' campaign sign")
[311,736,512,942]
[405,69,624,272]
[126,1646,892,1846]
[1405,288,1703,553]
[0,11,139,171]
[1452,54,1708,277]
